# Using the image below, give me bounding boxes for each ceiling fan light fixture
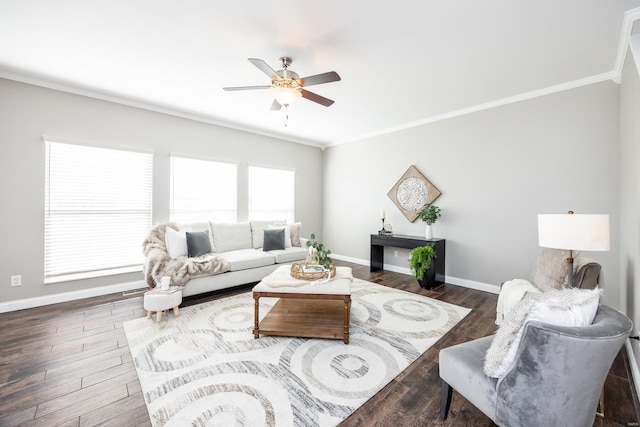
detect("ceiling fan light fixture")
[270,79,302,106]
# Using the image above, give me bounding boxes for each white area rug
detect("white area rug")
[123,279,470,427]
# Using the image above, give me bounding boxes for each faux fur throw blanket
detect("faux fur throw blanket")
[142,222,230,287]
[483,287,601,378]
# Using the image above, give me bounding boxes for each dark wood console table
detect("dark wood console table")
[370,234,446,288]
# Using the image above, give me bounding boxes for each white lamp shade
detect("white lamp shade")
[538,214,610,251]
[270,86,302,106]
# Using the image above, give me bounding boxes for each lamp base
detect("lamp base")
[566,250,574,288]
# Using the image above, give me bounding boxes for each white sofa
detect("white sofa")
[142,220,308,297]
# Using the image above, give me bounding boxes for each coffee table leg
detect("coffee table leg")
[343,295,351,344]
[253,293,260,339]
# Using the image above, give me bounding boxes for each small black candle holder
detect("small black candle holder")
[378,218,392,235]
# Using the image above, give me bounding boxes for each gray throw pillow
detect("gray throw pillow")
[186,230,212,257]
[530,247,575,291]
[263,228,285,251]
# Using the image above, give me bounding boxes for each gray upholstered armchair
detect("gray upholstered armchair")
[439,305,632,427]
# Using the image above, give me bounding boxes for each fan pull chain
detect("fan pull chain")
[284,105,289,127]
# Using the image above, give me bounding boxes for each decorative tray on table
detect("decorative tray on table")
[290,263,336,281]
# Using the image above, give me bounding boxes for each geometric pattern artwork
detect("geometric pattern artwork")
[123,279,469,426]
[387,165,441,222]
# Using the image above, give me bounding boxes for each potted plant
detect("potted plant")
[417,204,441,240]
[306,233,333,269]
[409,244,437,289]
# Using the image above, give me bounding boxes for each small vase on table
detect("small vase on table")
[425,224,433,240]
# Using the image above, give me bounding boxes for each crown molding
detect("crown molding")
[329,72,615,147]
[0,68,325,149]
[612,7,640,83]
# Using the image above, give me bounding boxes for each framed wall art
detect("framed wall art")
[387,165,441,222]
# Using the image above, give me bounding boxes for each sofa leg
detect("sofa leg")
[440,380,453,420]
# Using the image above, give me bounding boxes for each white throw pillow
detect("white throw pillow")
[165,227,188,258]
[268,224,292,247]
[484,287,600,378]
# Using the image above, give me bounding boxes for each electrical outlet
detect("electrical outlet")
[11,275,21,287]
[394,250,398,257]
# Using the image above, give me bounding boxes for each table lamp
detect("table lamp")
[537,211,610,287]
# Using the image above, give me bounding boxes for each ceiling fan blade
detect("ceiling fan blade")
[301,89,334,107]
[223,85,271,91]
[300,71,341,87]
[248,58,282,81]
[270,99,282,111]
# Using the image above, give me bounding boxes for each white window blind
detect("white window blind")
[170,156,237,223]
[44,140,153,282]
[248,166,295,223]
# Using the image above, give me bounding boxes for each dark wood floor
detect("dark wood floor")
[0,261,637,426]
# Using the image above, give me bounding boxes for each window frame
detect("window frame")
[44,138,153,283]
[248,165,296,224]
[169,154,238,223]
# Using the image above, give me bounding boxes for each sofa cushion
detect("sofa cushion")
[250,219,285,248]
[186,230,212,257]
[219,249,275,272]
[267,246,308,264]
[263,228,285,251]
[211,222,252,253]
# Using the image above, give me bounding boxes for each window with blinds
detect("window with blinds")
[248,166,295,223]
[44,140,153,283]
[170,156,238,223]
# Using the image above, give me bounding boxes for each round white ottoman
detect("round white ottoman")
[144,290,182,322]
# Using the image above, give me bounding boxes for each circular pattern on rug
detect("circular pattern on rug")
[358,290,464,340]
[383,298,442,322]
[209,302,255,333]
[330,354,369,379]
[289,337,401,403]
[153,382,278,427]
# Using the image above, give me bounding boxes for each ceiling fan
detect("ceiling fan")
[223,57,341,111]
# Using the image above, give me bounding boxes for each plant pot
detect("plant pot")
[417,264,437,290]
[425,224,433,240]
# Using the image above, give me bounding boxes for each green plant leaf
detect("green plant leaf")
[408,244,437,280]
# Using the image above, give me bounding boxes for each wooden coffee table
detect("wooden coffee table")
[252,266,352,344]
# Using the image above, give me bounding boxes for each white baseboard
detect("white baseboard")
[626,340,640,400]
[331,253,500,294]
[445,276,501,294]
[0,280,147,314]
[331,253,369,266]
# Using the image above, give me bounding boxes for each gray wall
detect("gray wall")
[0,78,323,303]
[324,81,621,305]
[621,37,640,372]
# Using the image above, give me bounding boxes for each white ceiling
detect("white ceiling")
[1,1,640,148]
